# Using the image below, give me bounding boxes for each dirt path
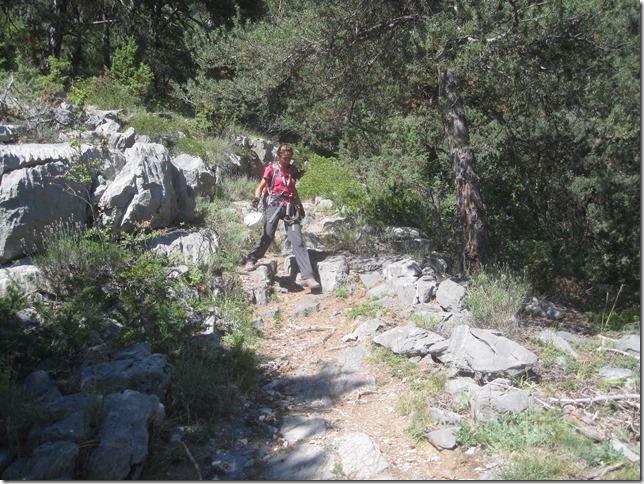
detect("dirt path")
[241,254,496,480]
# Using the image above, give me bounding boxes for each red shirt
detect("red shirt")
[263,164,296,200]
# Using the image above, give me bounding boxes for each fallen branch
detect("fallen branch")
[356,390,378,400]
[548,393,640,406]
[595,347,640,360]
[290,324,336,332]
[586,461,628,480]
[533,396,554,410]
[177,440,202,480]
[321,328,336,344]
[325,345,345,352]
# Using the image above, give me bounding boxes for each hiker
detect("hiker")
[243,143,321,290]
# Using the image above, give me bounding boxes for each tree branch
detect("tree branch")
[177,440,202,480]
[548,393,640,406]
[351,14,429,44]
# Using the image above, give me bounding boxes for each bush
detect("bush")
[297,154,366,208]
[125,112,180,140]
[117,252,196,354]
[68,74,142,110]
[464,264,530,338]
[109,36,154,100]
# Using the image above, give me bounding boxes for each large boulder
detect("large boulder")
[80,342,175,399]
[434,325,538,381]
[170,153,216,197]
[0,143,98,263]
[85,390,165,480]
[470,378,537,422]
[435,279,466,311]
[146,229,219,267]
[373,324,445,357]
[98,143,193,232]
[317,254,349,292]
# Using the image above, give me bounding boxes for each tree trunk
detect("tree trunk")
[439,68,488,275]
[45,0,67,66]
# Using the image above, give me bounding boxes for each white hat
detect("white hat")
[244,211,265,230]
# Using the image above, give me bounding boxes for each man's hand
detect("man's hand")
[252,196,260,209]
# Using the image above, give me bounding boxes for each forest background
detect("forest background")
[0,0,640,314]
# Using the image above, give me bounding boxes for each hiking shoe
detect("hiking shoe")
[301,278,321,290]
[244,260,257,272]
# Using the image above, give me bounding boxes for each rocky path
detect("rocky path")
[228,258,497,480]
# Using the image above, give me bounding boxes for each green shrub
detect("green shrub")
[117,252,195,354]
[585,307,641,334]
[495,450,572,480]
[347,301,379,320]
[297,154,366,208]
[166,344,239,422]
[125,112,178,140]
[109,36,154,100]
[464,264,530,338]
[32,224,130,360]
[174,136,208,158]
[68,74,142,110]
[34,224,127,298]
[0,288,37,377]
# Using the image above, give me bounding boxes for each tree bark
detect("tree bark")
[45,0,67,66]
[439,68,488,275]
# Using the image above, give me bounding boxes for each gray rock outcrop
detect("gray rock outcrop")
[434,325,538,381]
[0,143,99,263]
[98,143,187,232]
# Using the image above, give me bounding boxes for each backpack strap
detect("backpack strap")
[268,163,279,196]
[267,163,293,199]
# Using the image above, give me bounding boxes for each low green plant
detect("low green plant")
[166,344,239,423]
[535,342,568,368]
[210,174,256,203]
[125,112,180,141]
[370,346,418,380]
[323,217,394,255]
[495,450,572,480]
[605,463,640,480]
[464,263,530,338]
[347,301,379,320]
[410,313,440,330]
[457,408,628,479]
[273,308,282,325]
[397,372,448,444]
[451,389,471,413]
[174,136,207,157]
[332,286,350,300]
[585,306,640,334]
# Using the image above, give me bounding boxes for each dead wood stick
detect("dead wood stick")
[325,345,345,352]
[356,390,378,400]
[586,461,628,480]
[321,328,336,344]
[597,334,619,342]
[548,393,640,406]
[290,324,335,331]
[595,347,640,360]
[177,440,202,480]
[533,396,554,410]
